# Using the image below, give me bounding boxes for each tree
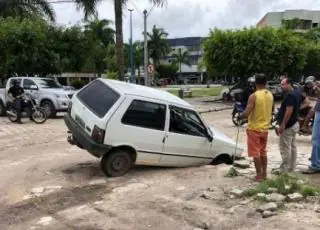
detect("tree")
[0,0,55,21]
[75,0,167,81]
[84,18,115,46]
[172,48,191,73]
[83,18,115,77]
[303,43,320,77]
[304,27,320,42]
[147,25,170,69]
[203,27,308,80]
[157,63,178,80]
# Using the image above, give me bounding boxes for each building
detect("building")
[160,37,207,83]
[257,9,320,31]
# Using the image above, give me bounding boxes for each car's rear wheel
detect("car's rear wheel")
[100,149,133,177]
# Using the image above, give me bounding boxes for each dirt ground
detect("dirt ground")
[0,100,319,230]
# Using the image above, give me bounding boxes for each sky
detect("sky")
[52,0,320,42]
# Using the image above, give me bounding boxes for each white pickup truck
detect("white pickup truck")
[0,77,75,117]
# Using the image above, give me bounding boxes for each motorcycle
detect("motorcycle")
[232,100,277,129]
[6,94,47,124]
[232,101,247,126]
[273,107,314,136]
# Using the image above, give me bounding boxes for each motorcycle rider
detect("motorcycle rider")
[8,79,25,123]
[241,76,256,107]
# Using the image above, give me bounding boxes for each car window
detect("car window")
[9,79,22,87]
[121,100,166,131]
[33,79,61,89]
[23,79,37,89]
[169,106,207,137]
[77,80,120,118]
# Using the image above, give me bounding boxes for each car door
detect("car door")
[106,98,167,165]
[22,79,39,100]
[161,105,213,166]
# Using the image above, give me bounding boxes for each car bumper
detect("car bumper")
[55,98,71,111]
[64,113,111,158]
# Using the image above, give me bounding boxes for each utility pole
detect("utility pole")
[143,9,148,86]
[128,9,135,83]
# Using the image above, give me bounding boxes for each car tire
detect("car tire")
[41,100,56,118]
[0,100,4,116]
[100,149,134,177]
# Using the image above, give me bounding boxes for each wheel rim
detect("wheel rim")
[32,110,46,123]
[7,108,18,121]
[111,156,127,172]
[233,113,243,126]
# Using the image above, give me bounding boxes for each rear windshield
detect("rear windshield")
[77,80,120,118]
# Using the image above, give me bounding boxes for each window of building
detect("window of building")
[122,100,166,131]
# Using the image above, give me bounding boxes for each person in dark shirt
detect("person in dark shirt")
[275,78,300,173]
[8,80,24,123]
[240,77,256,107]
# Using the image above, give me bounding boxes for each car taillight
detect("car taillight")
[68,101,72,114]
[91,125,105,144]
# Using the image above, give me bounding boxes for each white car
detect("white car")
[64,79,244,177]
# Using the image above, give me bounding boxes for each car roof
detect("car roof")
[101,79,193,109]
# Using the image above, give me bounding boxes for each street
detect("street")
[0,100,319,230]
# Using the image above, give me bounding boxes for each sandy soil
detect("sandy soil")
[0,100,319,230]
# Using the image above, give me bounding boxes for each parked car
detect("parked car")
[64,79,244,177]
[266,81,282,99]
[0,77,75,117]
[221,82,244,101]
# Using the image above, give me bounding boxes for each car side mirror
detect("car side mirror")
[205,129,213,142]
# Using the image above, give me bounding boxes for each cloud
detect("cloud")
[53,0,320,42]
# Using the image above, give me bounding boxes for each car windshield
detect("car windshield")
[34,79,62,89]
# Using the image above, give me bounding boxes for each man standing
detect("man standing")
[304,80,320,174]
[275,78,300,173]
[239,74,274,181]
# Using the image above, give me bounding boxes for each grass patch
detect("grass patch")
[243,173,320,198]
[225,167,239,177]
[167,87,223,98]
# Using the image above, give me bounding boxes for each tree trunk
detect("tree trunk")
[114,0,125,81]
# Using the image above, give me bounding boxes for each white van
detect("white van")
[64,79,244,177]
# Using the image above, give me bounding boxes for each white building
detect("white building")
[160,37,207,83]
[257,9,320,31]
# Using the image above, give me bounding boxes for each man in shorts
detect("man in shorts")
[239,74,274,181]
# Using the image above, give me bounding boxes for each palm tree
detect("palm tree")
[0,0,55,21]
[172,48,191,73]
[84,17,115,46]
[75,0,167,81]
[147,25,170,69]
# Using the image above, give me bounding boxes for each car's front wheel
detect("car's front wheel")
[100,149,134,177]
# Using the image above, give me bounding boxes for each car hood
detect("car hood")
[41,88,75,95]
[209,125,244,150]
